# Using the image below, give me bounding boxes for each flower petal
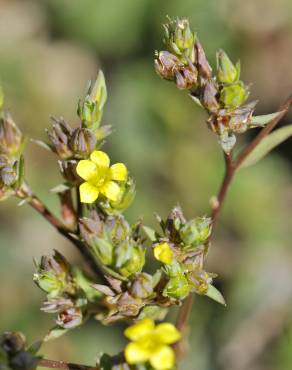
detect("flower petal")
[110,163,128,181]
[150,345,175,370]
[90,150,110,168]
[153,243,174,265]
[100,181,121,201]
[79,182,99,203]
[76,160,97,181]
[124,342,151,365]
[124,318,155,341]
[155,323,181,344]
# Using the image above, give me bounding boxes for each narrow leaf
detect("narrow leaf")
[142,225,158,242]
[250,110,284,127]
[240,125,292,168]
[44,327,68,342]
[30,139,54,152]
[205,284,226,306]
[50,183,71,193]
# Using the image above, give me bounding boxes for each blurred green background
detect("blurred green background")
[0,0,292,369]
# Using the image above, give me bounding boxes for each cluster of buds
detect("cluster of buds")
[0,332,41,370]
[33,251,100,330]
[147,206,225,304]
[155,17,265,153]
[79,212,145,279]
[0,102,25,199]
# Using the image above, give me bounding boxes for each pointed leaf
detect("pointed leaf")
[44,327,68,342]
[205,284,226,305]
[240,125,292,168]
[50,183,71,193]
[250,110,284,127]
[30,139,54,152]
[142,225,158,242]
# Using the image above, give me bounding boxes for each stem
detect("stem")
[174,94,292,362]
[38,359,97,370]
[16,184,106,282]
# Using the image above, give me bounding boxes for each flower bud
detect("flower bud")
[0,165,17,187]
[163,274,190,300]
[41,298,73,313]
[164,206,186,242]
[56,307,82,329]
[180,217,212,247]
[116,243,145,278]
[220,82,248,109]
[33,251,74,298]
[130,273,153,299]
[79,213,114,266]
[174,64,198,90]
[105,215,130,244]
[154,51,179,81]
[195,40,212,80]
[58,159,80,184]
[0,114,23,158]
[189,269,213,295]
[163,17,196,62]
[69,127,97,158]
[216,49,239,84]
[78,71,107,129]
[47,117,73,159]
[202,80,220,112]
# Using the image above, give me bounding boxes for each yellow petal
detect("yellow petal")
[124,318,155,341]
[110,163,128,181]
[153,243,174,265]
[79,182,99,203]
[76,160,97,181]
[155,323,181,344]
[124,342,151,365]
[90,150,110,168]
[100,181,121,201]
[150,345,175,370]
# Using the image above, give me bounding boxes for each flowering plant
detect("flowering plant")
[0,16,291,370]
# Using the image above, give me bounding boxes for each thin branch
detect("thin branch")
[174,94,292,362]
[16,184,106,282]
[38,359,98,370]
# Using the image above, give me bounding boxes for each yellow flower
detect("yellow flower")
[154,243,174,265]
[124,318,181,370]
[76,150,127,203]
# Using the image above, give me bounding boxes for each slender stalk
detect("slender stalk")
[15,184,106,282]
[174,94,292,362]
[38,359,98,370]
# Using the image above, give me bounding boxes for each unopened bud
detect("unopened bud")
[180,217,212,247]
[220,82,248,109]
[47,117,73,159]
[154,51,179,80]
[216,49,239,84]
[58,159,80,184]
[174,64,198,90]
[130,273,153,299]
[117,244,145,278]
[0,114,23,158]
[69,127,96,158]
[195,40,212,79]
[163,274,190,300]
[202,80,220,112]
[105,215,130,244]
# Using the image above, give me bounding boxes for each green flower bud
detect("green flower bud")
[105,215,130,244]
[69,127,97,158]
[163,274,190,300]
[189,269,213,295]
[180,217,212,247]
[47,117,73,159]
[163,17,196,63]
[79,213,113,266]
[78,71,107,130]
[216,49,239,84]
[0,114,23,158]
[220,82,249,109]
[33,251,74,298]
[117,244,145,278]
[130,273,153,299]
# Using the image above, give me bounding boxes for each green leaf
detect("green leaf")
[205,284,226,305]
[142,225,158,241]
[250,110,284,127]
[240,125,292,168]
[44,327,68,342]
